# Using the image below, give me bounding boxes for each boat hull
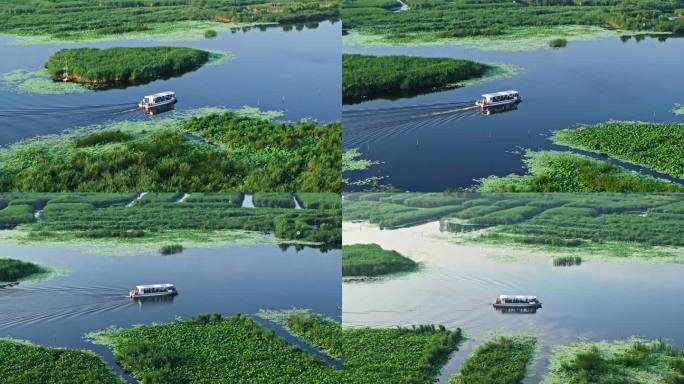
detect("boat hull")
[129,291,177,299]
[493,303,541,309]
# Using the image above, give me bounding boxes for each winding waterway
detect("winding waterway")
[0,241,341,381]
[0,21,341,145]
[342,221,684,383]
[342,35,684,191]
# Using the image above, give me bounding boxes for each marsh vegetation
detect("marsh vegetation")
[449,335,537,384]
[0,192,341,247]
[0,258,46,282]
[342,54,491,103]
[342,243,417,276]
[542,338,684,384]
[552,121,684,179]
[45,47,211,86]
[0,339,123,384]
[344,193,684,259]
[0,0,340,41]
[343,0,684,45]
[0,109,341,192]
[475,150,683,193]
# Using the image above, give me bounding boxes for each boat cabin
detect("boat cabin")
[476,90,520,108]
[129,283,177,298]
[493,295,541,308]
[138,91,177,109]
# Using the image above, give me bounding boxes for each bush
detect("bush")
[549,38,567,48]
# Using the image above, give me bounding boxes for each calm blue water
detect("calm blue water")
[0,21,341,145]
[343,35,684,191]
[0,242,341,380]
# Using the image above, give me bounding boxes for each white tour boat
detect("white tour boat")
[129,283,178,299]
[475,90,521,108]
[493,295,541,309]
[138,91,177,110]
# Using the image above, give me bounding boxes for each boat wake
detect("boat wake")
[0,284,133,329]
[343,101,479,148]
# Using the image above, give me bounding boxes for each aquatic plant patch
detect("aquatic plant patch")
[342,54,491,103]
[674,103,684,115]
[552,121,684,178]
[541,338,684,384]
[0,69,88,95]
[475,150,683,192]
[260,309,463,383]
[342,243,418,277]
[0,258,47,283]
[343,193,684,261]
[0,1,340,43]
[0,339,123,384]
[342,0,683,48]
[0,108,340,192]
[89,313,340,383]
[449,334,537,384]
[45,47,212,87]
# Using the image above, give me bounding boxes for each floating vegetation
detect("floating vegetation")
[343,149,380,172]
[159,244,183,255]
[0,107,339,192]
[674,103,684,115]
[88,313,340,383]
[449,334,537,384]
[475,150,683,192]
[342,243,418,277]
[553,256,582,267]
[542,338,684,384]
[344,26,622,51]
[553,121,684,178]
[0,69,88,94]
[549,38,568,48]
[344,193,684,262]
[260,309,463,383]
[0,258,50,283]
[0,339,124,383]
[204,29,218,39]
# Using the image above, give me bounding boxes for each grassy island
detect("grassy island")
[342,243,417,277]
[0,0,339,42]
[475,150,683,193]
[344,193,684,262]
[0,108,341,192]
[45,47,211,86]
[0,258,46,283]
[0,339,123,384]
[342,54,491,103]
[260,309,463,383]
[552,121,684,179]
[89,313,340,384]
[542,338,684,384]
[343,0,684,48]
[450,335,537,384]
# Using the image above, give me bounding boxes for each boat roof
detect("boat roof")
[136,283,174,289]
[144,91,175,98]
[498,295,536,299]
[481,90,518,98]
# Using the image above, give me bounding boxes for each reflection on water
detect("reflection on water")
[0,242,340,375]
[343,35,684,190]
[342,221,684,383]
[495,307,540,315]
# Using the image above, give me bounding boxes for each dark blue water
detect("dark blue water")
[342,35,684,191]
[0,242,341,380]
[0,21,341,145]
